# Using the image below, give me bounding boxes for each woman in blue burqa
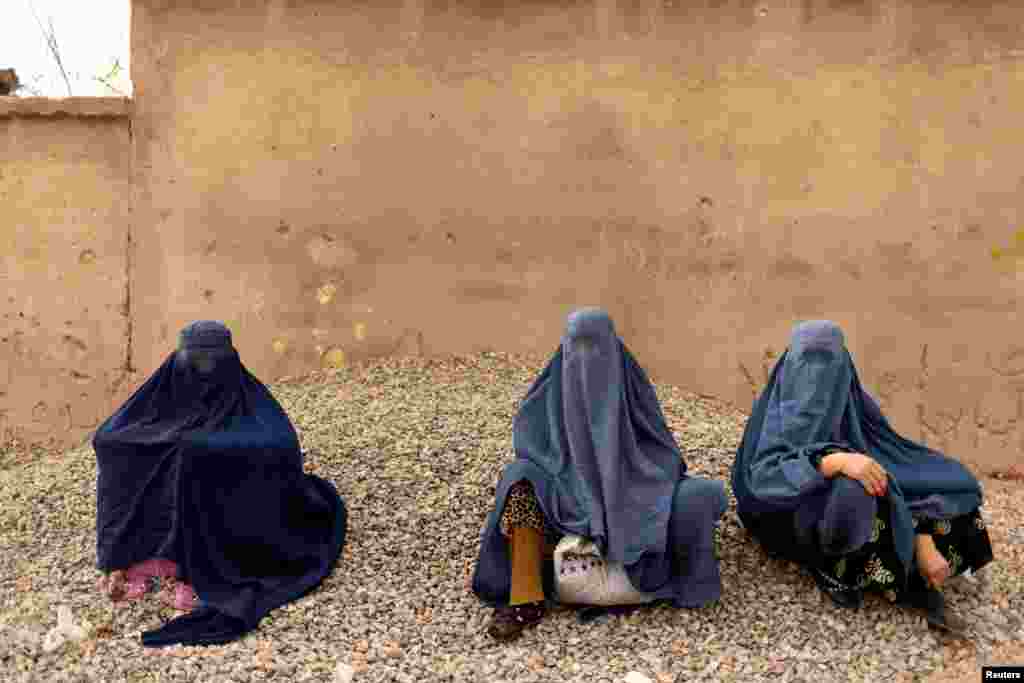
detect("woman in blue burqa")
[732,321,993,634]
[93,321,347,647]
[473,308,728,641]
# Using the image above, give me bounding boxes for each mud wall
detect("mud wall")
[6,0,1024,472]
[129,0,1023,472]
[0,97,133,447]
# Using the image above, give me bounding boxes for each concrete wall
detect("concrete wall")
[6,0,1023,473]
[0,97,133,447]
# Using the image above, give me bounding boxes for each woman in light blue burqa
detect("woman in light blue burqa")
[473,308,727,641]
[732,321,993,634]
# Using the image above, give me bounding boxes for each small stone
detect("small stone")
[623,673,653,683]
[334,662,355,683]
[41,605,87,653]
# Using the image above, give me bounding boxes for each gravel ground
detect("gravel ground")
[1,351,1021,683]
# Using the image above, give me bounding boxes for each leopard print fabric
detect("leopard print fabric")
[500,481,547,537]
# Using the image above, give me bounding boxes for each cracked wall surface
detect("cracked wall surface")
[4,1,1024,474]
[0,98,133,446]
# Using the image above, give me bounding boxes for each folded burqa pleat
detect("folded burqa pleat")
[94,321,347,647]
[731,320,982,583]
[473,308,727,608]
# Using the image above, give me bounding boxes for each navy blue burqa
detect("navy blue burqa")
[473,308,727,608]
[94,321,347,647]
[731,320,982,586]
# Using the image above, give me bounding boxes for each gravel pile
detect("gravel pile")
[1,351,1022,683]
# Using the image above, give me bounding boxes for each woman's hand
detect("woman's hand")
[915,534,951,588]
[819,452,889,497]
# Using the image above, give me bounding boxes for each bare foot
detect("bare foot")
[915,535,951,589]
[98,570,127,602]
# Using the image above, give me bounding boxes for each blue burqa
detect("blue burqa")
[473,308,727,608]
[731,320,983,584]
[94,321,347,646]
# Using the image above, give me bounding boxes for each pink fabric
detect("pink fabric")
[127,558,178,579]
[170,582,198,610]
[123,558,179,599]
[104,559,198,610]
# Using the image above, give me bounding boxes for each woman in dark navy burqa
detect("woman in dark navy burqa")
[473,308,727,641]
[94,321,347,647]
[732,321,993,634]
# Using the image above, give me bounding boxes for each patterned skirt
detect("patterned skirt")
[815,497,994,601]
[499,480,560,541]
[499,480,724,559]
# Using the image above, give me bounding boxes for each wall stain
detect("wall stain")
[317,282,339,305]
[321,346,347,369]
[770,254,817,280]
[991,228,1024,274]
